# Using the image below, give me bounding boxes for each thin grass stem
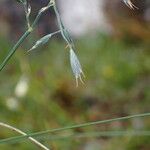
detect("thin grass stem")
[38,130,150,141]
[0,1,53,72]
[0,122,50,150]
[0,112,149,144]
[0,31,30,71]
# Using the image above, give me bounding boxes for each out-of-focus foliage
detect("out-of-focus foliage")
[0,0,150,150]
[0,33,149,149]
[105,0,150,42]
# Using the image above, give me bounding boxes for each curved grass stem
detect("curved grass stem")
[0,122,50,150]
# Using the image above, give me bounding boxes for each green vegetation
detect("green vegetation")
[0,33,149,149]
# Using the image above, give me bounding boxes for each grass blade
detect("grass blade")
[0,112,149,144]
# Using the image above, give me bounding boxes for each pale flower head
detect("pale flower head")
[6,97,19,111]
[123,0,138,9]
[70,49,85,87]
[15,75,29,98]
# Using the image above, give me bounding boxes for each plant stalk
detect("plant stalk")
[0,122,50,150]
[0,112,149,144]
[0,2,53,72]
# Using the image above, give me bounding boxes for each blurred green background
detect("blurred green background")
[0,0,150,150]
